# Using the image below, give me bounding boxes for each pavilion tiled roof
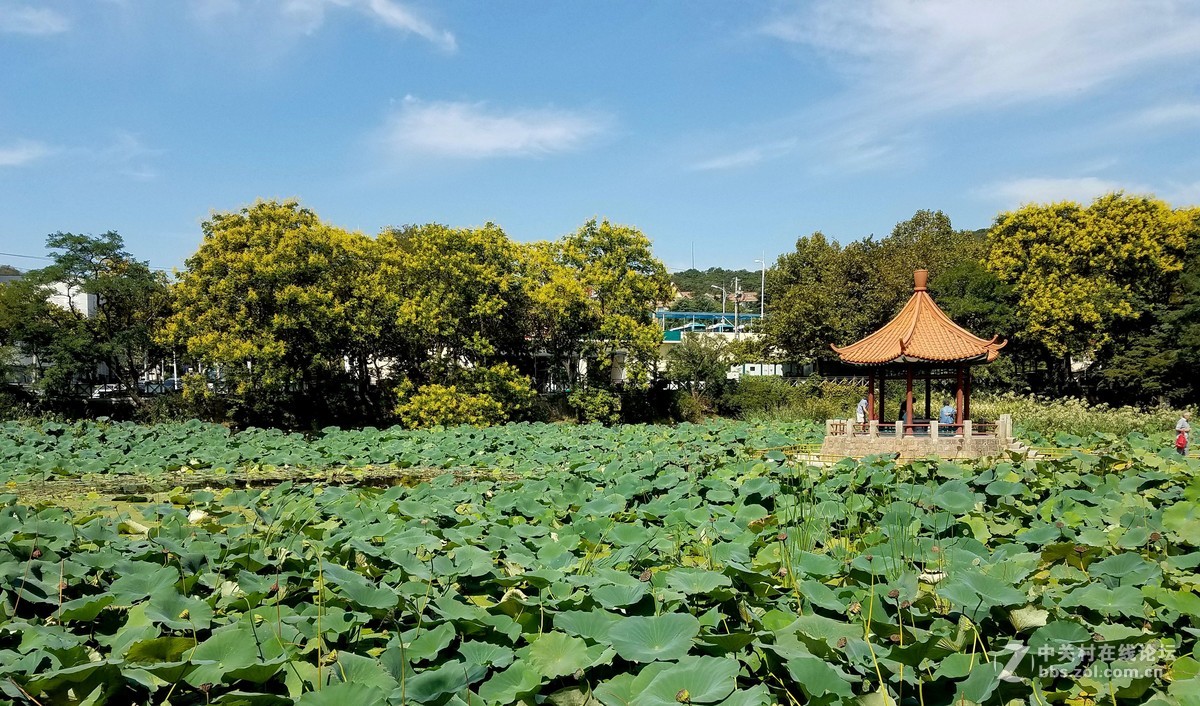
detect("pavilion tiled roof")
[831,269,1006,366]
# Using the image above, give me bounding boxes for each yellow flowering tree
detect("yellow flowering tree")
[985,193,1192,366]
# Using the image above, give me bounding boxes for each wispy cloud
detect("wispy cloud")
[692,139,798,171]
[380,96,609,159]
[192,0,455,51]
[96,132,164,180]
[1125,102,1200,129]
[704,1,1200,179]
[0,140,53,167]
[1162,181,1200,206]
[977,176,1154,206]
[0,133,163,178]
[0,4,70,35]
[761,0,1200,115]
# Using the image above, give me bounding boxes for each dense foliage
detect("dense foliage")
[0,203,671,428]
[0,232,169,403]
[1,422,1198,705]
[5,192,1200,428]
[762,197,1200,407]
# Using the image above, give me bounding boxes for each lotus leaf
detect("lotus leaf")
[609,614,701,662]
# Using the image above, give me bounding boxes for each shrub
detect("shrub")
[719,377,797,417]
[973,392,1190,440]
[721,376,863,422]
[394,363,537,429]
[675,392,708,423]
[568,387,622,425]
[395,384,505,428]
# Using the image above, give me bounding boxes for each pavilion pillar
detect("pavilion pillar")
[867,370,876,422]
[964,367,972,422]
[905,366,914,435]
[924,369,932,420]
[955,366,965,426]
[878,369,886,423]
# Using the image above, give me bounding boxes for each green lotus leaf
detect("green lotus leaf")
[555,609,624,643]
[930,480,978,514]
[402,622,457,663]
[296,683,388,706]
[591,582,647,609]
[457,640,515,669]
[938,569,1025,615]
[785,654,855,697]
[1058,584,1144,617]
[631,656,740,706]
[476,660,543,703]
[107,563,180,603]
[146,590,215,631]
[124,636,198,664]
[526,631,594,678]
[57,593,115,622]
[1089,552,1161,587]
[663,568,733,596]
[402,660,488,703]
[594,663,670,706]
[609,613,701,662]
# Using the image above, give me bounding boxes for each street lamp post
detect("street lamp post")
[754,255,766,320]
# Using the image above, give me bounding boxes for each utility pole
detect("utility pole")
[733,277,740,340]
[754,254,766,320]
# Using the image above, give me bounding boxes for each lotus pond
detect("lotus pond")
[1,420,1199,705]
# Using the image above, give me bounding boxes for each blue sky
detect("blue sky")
[2,1,1199,273]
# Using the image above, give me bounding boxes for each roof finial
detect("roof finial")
[914,269,928,291]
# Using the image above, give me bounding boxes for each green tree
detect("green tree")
[762,231,852,362]
[985,193,1193,389]
[666,334,729,398]
[670,268,759,295]
[0,232,168,401]
[1091,205,1200,404]
[668,293,722,312]
[376,222,531,383]
[556,219,672,387]
[162,200,381,424]
[767,212,1010,371]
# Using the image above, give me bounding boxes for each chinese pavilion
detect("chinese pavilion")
[820,269,1013,459]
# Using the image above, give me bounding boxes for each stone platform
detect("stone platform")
[819,415,1013,460]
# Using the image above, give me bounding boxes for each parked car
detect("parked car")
[90,384,127,399]
[670,323,708,333]
[706,323,736,333]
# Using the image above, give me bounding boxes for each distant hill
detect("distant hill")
[0,264,21,276]
[670,268,760,297]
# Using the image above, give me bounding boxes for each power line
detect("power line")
[0,251,52,261]
[0,250,172,273]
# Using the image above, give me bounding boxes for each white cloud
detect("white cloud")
[0,140,52,167]
[1126,102,1200,129]
[1162,181,1200,206]
[97,132,163,180]
[761,0,1200,114]
[978,177,1153,206]
[692,139,798,171]
[199,0,455,50]
[0,4,70,35]
[381,96,609,159]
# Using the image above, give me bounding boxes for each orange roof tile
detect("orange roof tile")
[831,270,1006,365]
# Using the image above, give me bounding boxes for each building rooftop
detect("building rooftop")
[831,269,1005,365]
